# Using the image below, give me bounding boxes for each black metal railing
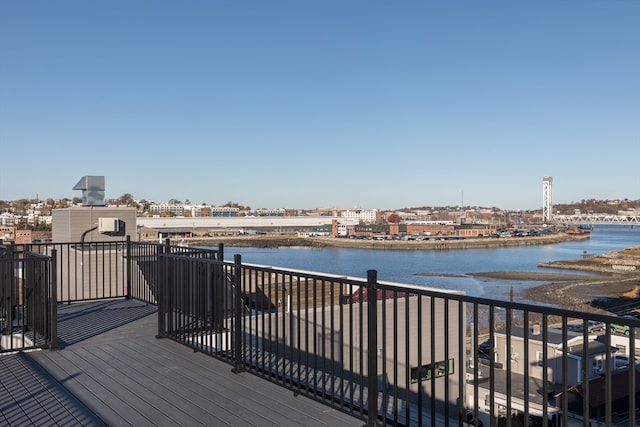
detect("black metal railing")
[0,245,57,353]
[4,239,640,426]
[157,250,640,427]
[26,240,129,303]
[20,238,222,305]
[127,238,223,305]
[0,238,222,353]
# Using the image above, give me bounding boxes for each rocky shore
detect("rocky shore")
[183,232,588,250]
[523,246,640,315]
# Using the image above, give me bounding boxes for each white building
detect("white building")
[210,206,239,217]
[253,208,286,217]
[148,203,184,216]
[340,209,379,223]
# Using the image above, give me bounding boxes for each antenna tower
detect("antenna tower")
[542,176,552,223]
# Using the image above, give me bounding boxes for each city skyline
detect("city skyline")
[1,2,639,210]
[3,191,640,215]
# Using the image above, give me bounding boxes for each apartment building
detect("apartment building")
[339,209,382,224]
[0,226,15,241]
[148,202,184,216]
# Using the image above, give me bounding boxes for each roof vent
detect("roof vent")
[73,176,105,206]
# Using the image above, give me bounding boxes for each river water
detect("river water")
[214,225,640,302]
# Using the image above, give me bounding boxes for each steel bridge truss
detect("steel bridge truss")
[553,214,640,225]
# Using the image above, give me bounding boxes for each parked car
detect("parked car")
[567,320,605,334]
[478,339,491,355]
[611,323,631,336]
[476,339,492,361]
[587,320,606,333]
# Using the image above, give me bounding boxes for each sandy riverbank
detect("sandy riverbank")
[465,269,640,314]
[525,248,640,314]
[418,269,640,314]
[461,244,640,315]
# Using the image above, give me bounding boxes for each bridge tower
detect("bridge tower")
[542,176,552,223]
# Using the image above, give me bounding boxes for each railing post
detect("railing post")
[366,269,379,426]
[218,243,224,261]
[156,242,167,339]
[49,249,58,350]
[126,235,132,299]
[232,254,244,373]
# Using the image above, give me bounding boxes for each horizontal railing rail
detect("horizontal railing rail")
[158,250,640,427]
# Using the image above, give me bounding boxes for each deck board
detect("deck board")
[1,299,362,426]
[108,340,276,426]
[0,352,105,426]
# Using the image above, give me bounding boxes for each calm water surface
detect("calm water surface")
[215,225,640,301]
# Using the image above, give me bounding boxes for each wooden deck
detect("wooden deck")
[0,299,363,426]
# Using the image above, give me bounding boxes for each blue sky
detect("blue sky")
[1,1,639,211]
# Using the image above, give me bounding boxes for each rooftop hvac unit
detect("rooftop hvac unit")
[98,218,126,236]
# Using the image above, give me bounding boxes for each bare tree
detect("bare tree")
[117,193,136,207]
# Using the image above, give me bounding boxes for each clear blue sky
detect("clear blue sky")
[1,1,639,211]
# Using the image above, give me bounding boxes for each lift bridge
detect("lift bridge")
[553,213,640,226]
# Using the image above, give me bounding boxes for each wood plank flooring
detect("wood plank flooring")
[1,299,363,426]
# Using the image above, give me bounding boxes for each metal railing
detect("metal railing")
[19,237,222,305]
[1,245,57,353]
[0,238,222,353]
[157,250,640,427]
[4,239,640,425]
[127,238,223,305]
[35,240,128,302]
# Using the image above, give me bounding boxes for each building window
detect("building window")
[410,359,454,383]
[593,359,604,373]
[536,351,543,367]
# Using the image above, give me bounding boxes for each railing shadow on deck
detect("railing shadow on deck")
[55,299,157,348]
[0,352,107,426]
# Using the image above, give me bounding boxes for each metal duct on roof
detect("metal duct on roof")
[73,175,106,206]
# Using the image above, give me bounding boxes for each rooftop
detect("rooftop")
[0,299,362,426]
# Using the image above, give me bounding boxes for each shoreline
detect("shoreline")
[526,249,640,314]
[181,232,589,251]
[180,233,640,315]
